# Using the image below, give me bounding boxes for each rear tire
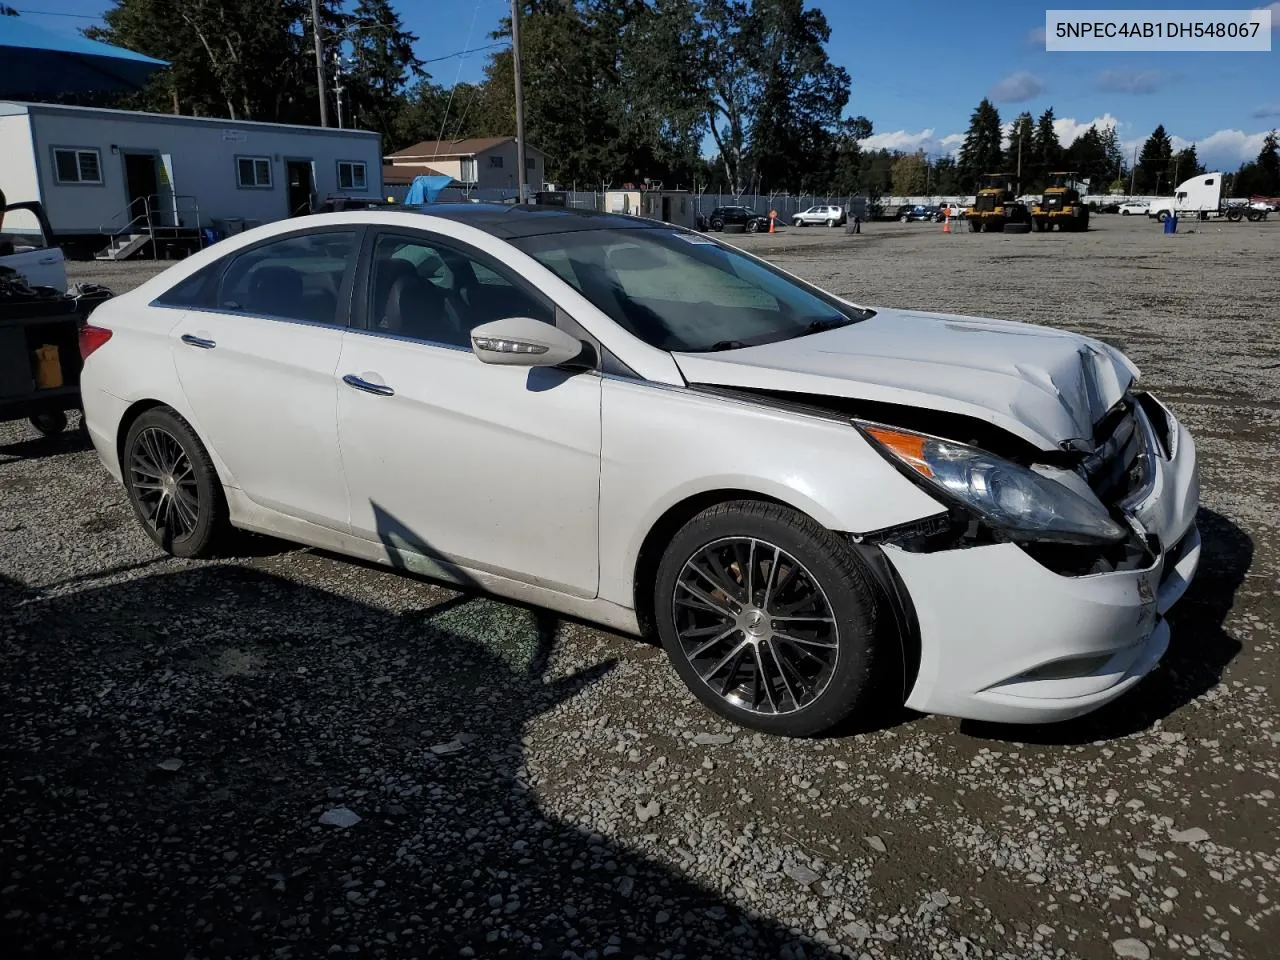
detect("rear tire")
[826,218,836,228]
[122,406,230,559]
[654,500,889,737]
[30,411,68,436]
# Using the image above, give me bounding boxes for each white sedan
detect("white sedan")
[1118,202,1149,216]
[80,205,1200,736]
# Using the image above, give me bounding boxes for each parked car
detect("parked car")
[312,194,396,214]
[79,204,1200,737]
[1118,202,1149,216]
[706,205,771,232]
[792,205,845,227]
[936,202,966,220]
[898,205,941,223]
[0,200,66,292]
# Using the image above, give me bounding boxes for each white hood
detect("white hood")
[673,308,1138,451]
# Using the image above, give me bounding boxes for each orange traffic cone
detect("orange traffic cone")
[942,216,951,234]
[768,214,776,234]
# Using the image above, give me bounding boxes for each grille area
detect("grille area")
[975,194,998,212]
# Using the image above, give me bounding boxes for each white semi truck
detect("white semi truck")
[1148,173,1270,222]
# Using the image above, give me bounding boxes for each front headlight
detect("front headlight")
[861,425,1128,546]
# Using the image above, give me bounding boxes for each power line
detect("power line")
[422,40,508,65]
[16,8,103,18]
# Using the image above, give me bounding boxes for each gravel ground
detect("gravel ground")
[2,216,1278,959]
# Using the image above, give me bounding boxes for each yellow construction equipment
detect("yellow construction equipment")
[966,173,1030,233]
[1032,171,1090,232]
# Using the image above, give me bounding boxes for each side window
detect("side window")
[152,259,225,309]
[218,231,357,326]
[367,233,554,348]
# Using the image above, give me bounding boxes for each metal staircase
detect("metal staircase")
[95,194,205,261]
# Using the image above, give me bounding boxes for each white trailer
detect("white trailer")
[0,100,383,256]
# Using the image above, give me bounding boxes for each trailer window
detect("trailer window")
[52,148,102,184]
[236,156,273,189]
[337,161,367,191]
[1204,179,1214,186]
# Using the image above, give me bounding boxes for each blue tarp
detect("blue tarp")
[0,16,168,98]
[404,175,455,205]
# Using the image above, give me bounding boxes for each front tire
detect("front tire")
[123,406,229,558]
[654,501,887,737]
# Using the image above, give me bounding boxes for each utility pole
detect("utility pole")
[310,0,329,127]
[1129,145,1138,195]
[511,0,528,202]
[333,50,345,129]
[1017,134,1023,195]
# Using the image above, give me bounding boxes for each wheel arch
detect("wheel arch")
[630,488,921,701]
[115,398,233,493]
[115,398,169,471]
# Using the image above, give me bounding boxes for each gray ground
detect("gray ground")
[2,215,1278,959]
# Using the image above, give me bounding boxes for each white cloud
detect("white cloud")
[1028,26,1046,45]
[857,128,935,153]
[1052,113,1121,145]
[1097,69,1173,95]
[989,71,1046,103]
[1252,103,1280,118]
[1193,129,1269,168]
[857,128,965,157]
[1254,3,1279,30]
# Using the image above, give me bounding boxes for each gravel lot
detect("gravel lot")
[2,216,1278,959]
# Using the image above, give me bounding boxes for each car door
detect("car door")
[166,227,359,530]
[335,228,602,598]
[0,202,66,291]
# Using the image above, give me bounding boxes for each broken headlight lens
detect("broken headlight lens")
[861,425,1128,546]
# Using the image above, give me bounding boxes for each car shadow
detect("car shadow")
[0,416,91,461]
[961,508,1250,746]
[0,567,840,957]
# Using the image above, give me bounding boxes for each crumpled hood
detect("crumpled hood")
[673,307,1138,451]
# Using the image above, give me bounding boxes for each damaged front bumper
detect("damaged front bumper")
[882,405,1200,725]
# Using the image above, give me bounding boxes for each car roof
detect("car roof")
[394,202,664,239]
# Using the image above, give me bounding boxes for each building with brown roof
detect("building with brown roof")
[385,136,547,192]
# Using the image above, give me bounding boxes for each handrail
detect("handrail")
[98,193,206,257]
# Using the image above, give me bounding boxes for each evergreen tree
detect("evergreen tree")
[1170,144,1204,184]
[1005,111,1034,187]
[340,0,424,141]
[1064,127,1108,188]
[1029,107,1062,190]
[1257,130,1280,194]
[958,98,1003,191]
[1134,124,1173,193]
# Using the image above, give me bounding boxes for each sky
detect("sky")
[18,0,1280,172]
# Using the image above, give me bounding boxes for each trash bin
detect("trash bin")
[1163,213,1177,234]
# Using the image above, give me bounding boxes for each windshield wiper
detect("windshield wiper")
[710,339,750,351]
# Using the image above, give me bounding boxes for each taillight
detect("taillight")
[79,325,113,360]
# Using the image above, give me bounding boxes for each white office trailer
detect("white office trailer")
[0,101,382,256]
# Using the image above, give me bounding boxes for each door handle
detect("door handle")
[38,255,59,264]
[342,374,394,397]
[180,334,216,349]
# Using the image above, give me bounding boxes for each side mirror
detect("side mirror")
[470,316,584,367]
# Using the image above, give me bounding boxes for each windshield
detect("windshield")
[509,228,873,353]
